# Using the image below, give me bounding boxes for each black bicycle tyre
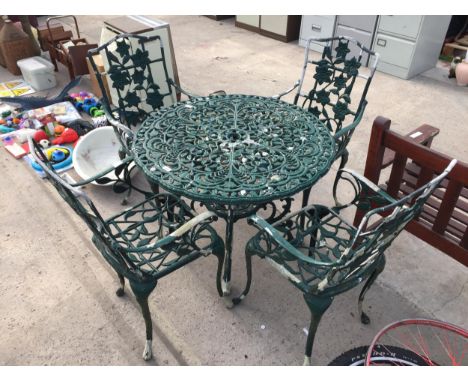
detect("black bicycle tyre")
[329,345,431,366]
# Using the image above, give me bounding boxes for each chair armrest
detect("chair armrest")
[333,103,366,141]
[126,211,218,253]
[209,90,227,96]
[333,168,397,210]
[70,156,134,186]
[101,104,134,137]
[168,79,199,99]
[28,136,91,200]
[332,101,367,159]
[271,80,300,100]
[248,215,335,267]
[27,136,133,187]
[99,103,135,157]
[382,124,440,168]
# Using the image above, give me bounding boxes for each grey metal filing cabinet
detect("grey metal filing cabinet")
[371,15,451,79]
[299,16,336,52]
[235,16,302,42]
[334,16,378,66]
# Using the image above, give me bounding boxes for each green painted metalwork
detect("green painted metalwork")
[236,161,456,364]
[133,94,336,298]
[88,33,179,130]
[87,33,195,201]
[28,137,225,361]
[133,94,336,205]
[276,36,379,209]
[293,37,379,158]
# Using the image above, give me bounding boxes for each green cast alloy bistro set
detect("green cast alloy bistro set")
[30,32,459,364]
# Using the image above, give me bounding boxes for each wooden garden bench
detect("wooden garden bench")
[354,116,468,267]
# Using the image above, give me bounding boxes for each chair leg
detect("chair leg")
[121,164,133,206]
[130,281,157,361]
[116,272,125,297]
[303,294,333,366]
[358,256,386,325]
[212,237,226,298]
[150,183,160,194]
[300,187,312,229]
[66,60,75,81]
[301,187,312,210]
[48,46,58,71]
[332,150,349,204]
[232,247,253,307]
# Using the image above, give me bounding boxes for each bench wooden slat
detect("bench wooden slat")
[432,179,463,235]
[461,227,468,249]
[387,153,408,198]
[391,172,468,215]
[404,162,468,199]
[398,184,468,229]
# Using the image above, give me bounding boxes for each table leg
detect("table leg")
[222,208,234,297]
[221,208,236,309]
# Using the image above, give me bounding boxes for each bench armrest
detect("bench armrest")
[382,124,440,168]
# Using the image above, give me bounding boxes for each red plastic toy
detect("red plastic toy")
[33,129,49,142]
[52,128,79,145]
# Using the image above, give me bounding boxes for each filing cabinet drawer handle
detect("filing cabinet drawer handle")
[311,24,322,32]
[377,38,387,47]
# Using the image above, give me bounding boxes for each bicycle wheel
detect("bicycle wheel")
[365,318,468,366]
[329,345,429,366]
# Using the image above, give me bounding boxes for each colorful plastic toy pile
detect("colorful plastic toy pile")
[70,91,106,118]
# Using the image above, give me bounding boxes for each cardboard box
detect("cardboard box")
[86,54,111,100]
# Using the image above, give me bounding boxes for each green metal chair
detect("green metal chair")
[87,33,223,199]
[88,33,194,130]
[233,160,456,365]
[87,33,194,200]
[28,137,225,361]
[274,36,380,209]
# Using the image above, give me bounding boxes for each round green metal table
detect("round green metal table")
[133,94,336,297]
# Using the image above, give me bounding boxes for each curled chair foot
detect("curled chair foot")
[116,273,125,297]
[221,281,233,308]
[360,311,371,325]
[223,296,234,309]
[142,339,153,361]
[221,280,231,296]
[358,299,371,324]
[303,356,311,366]
[231,294,245,307]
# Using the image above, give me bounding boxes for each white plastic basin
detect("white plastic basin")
[73,126,127,186]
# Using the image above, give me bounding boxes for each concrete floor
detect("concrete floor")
[0,15,467,366]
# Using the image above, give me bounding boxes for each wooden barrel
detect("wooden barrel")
[0,17,5,67]
[0,19,36,75]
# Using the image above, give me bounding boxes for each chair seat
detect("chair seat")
[246,205,362,294]
[94,194,217,278]
[104,194,194,248]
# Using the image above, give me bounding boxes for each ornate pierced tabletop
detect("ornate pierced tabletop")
[132,94,336,299]
[133,94,335,204]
